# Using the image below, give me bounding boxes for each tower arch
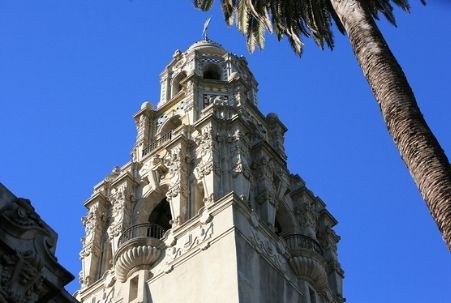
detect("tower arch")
[159,115,182,135]
[171,71,187,98]
[148,198,172,231]
[275,201,298,236]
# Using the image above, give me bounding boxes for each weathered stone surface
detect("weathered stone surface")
[0,183,78,303]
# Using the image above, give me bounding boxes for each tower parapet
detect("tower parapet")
[77,40,344,303]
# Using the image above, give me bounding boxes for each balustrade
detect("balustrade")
[142,131,173,156]
[118,223,165,248]
[284,234,323,256]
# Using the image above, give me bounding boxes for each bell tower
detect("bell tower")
[76,39,344,303]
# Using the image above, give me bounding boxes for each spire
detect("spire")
[202,17,212,41]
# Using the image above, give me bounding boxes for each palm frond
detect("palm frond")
[194,0,417,55]
[194,0,215,11]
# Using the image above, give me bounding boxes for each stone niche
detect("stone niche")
[0,183,78,303]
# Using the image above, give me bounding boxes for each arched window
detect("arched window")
[148,198,172,231]
[171,71,187,97]
[203,64,221,80]
[160,115,182,136]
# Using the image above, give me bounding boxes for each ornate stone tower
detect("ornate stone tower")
[76,40,344,303]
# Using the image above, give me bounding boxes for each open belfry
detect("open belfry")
[75,39,344,303]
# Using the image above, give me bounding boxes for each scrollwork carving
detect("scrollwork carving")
[166,222,214,262]
[249,228,286,269]
[0,198,44,229]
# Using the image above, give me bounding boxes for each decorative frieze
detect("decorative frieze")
[166,220,214,262]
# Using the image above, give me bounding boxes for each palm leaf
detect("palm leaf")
[193,0,419,55]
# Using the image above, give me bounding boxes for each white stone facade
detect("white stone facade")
[76,40,344,303]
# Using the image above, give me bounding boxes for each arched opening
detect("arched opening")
[274,202,297,237]
[160,115,182,136]
[203,64,221,80]
[171,71,187,97]
[148,198,172,231]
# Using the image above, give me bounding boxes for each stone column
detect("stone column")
[80,195,108,288]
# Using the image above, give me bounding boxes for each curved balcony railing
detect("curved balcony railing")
[118,223,166,247]
[142,131,173,156]
[284,234,323,256]
[115,223,166,282]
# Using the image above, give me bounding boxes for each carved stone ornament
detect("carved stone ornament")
[0,198,44,229]
[250,211,260,228]
[115,245,161,282]
[288,255,329,294]
[0,250,45,303]
[199,208,212,224]
[136,114,147,145]
[229,131,251,178]
[82,204,106,247]
[249,228,286,269]
[319,227,343,274]
[202,193,215,207]
[167,222,214,262]
[80,242,101,258]
[162,262,174,274]
[203,94,229,108]
[108,184,132,239]
[164,231,177,247]
[296,200,318,239]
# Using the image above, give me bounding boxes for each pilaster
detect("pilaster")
[80,194,109,288]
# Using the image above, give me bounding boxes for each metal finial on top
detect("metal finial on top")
[202,17,212,40]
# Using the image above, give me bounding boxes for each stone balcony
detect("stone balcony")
[114,224,166,282]
[284,234,329,293]
[284,234,323,257]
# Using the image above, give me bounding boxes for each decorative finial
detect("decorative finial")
[202,17,212,41]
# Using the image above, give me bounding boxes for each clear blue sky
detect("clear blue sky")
[1,1,450,301]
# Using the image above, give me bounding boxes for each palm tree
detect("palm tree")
[194,0,451,249]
